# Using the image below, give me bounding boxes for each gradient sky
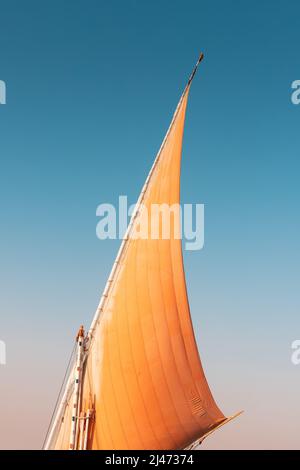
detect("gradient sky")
[0,0,300,449]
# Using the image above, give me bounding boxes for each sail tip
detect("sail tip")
[198,52,204,64]
[187,52,205,86]
[219,410,244,428]
[195,410,244,447]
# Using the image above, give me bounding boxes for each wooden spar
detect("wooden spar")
[83,409,93,450]
[78,412,85,450]
[69,326,85,450]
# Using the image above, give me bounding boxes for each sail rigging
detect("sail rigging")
[44,54,239,450]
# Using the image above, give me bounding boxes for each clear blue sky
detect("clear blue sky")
[0,0,299,449]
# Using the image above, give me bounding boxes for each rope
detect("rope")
[41,342,76,449]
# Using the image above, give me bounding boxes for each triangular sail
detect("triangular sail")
[45,55,229,450]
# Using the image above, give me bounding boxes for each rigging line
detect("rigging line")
[41,342,77,449]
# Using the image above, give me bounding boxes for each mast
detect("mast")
[69,325,85,450]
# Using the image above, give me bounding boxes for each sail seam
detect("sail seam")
[141,174,181,448]
[154,132,195,442]
[128,238,168,448]
[105,319,131,449]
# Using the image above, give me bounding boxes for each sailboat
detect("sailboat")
[43,53,241,450]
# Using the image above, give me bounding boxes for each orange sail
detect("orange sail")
[44,55,236,450]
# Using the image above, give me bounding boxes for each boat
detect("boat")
[43,53,242,450]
